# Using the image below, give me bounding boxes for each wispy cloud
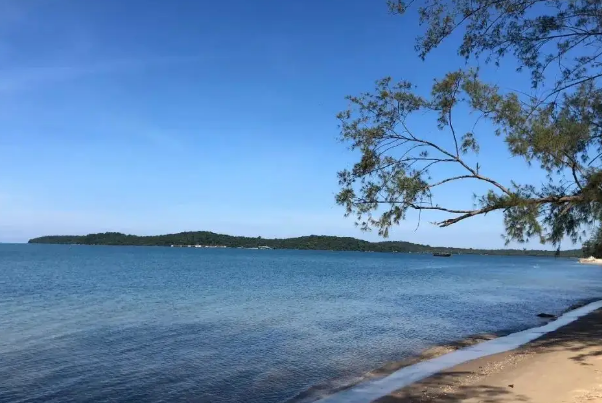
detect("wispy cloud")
[0,55,201,93]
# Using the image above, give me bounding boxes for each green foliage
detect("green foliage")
[337,0,602,246]
[389,0,602,89]
[27,231,581,257]
[582,225,602,258]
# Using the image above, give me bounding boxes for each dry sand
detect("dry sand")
[373,309,602,403]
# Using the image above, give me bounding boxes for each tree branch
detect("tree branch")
[437,194,585,227]
[449,80,461,157]
[396,124,512,195]
[427,175,486,189]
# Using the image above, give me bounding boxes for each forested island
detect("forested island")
[28,231,582,257]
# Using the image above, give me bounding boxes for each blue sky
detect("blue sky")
[0,0,566,248]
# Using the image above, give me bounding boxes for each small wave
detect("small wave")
[288,333,502,403]
[287,374,372,403]
[294,298,602,403]
[313,300,602,403]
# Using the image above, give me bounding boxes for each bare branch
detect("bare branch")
[438,194,585,227]
[428,175,483,189]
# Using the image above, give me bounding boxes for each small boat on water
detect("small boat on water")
[433,252,452,257]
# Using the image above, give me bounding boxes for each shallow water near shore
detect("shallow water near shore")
[315,300,602,403]
[1,244,602,403]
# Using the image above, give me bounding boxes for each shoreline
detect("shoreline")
[25,242,583,259]
[299,299,601,403]
[579,257,602,265]
[291,333,506,403]
[375,304,602,403]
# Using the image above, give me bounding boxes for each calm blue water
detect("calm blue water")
[1,244,601,403]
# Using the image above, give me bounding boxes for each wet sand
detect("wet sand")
[374,308,602,403]
[293,334,504,403]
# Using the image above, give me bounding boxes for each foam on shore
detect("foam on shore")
[316,300,602,403]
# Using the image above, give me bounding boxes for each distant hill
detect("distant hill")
[28,231,582,257]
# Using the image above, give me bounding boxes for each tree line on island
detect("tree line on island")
[28,232,582,257]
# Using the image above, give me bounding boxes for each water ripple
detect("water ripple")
[1,245,601,403]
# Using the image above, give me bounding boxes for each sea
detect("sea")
[1,244,601,403]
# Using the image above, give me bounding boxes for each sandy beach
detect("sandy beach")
[374,308,602,403]
[580,257,602,265]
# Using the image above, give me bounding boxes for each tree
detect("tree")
[583,226,602,258]
[336,0,602,245]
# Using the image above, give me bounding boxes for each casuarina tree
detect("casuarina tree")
[337,0,602,245]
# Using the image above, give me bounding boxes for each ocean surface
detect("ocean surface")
[1,245,601,403]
